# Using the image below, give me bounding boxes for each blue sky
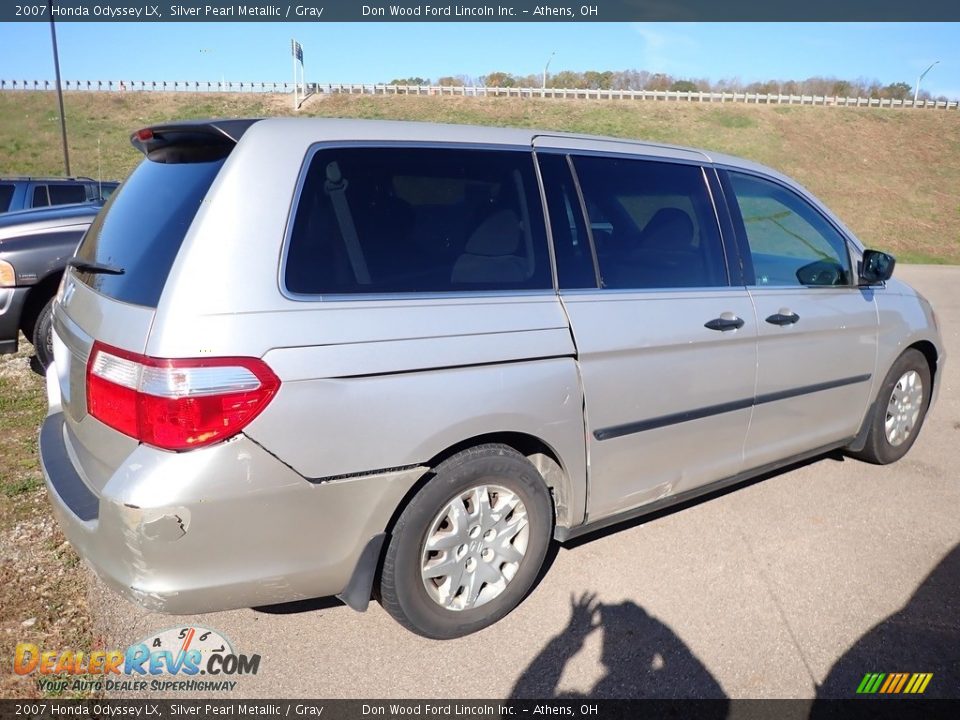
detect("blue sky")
[1,22,958,98]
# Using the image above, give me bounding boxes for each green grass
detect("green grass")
[0,352,46,525]
[894,250,955,265]
[1,91,959,263]
[711,110,757,129]
[0,345,99,699]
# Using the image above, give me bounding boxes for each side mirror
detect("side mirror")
[860,249,895,285]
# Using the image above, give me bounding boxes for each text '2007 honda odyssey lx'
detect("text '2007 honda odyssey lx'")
[40,118,943,638]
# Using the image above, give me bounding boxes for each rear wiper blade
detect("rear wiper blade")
[68,258,125,275]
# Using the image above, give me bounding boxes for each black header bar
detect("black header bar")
[3,1,960,23]
[2,699,960,720]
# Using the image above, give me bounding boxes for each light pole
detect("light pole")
[542,51,556,90]
[913,60,940,106]
[48,0,70,175]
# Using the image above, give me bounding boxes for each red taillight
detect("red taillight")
[135,128,154,141]
[86,342,280,451]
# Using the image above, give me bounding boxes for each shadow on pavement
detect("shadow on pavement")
[816,543,960,699]
[511,592,728,703]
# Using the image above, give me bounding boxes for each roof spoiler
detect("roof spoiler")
[130,119,262,160]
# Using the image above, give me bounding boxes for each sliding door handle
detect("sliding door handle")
[766,310,800,326]
[704,314,745,332]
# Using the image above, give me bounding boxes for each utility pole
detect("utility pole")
[913,60,940,107]
[543,50,556,90]
[291,38,298,110]
[48,0,70,175]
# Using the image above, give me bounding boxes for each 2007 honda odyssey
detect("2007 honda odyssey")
[40,118,943,638]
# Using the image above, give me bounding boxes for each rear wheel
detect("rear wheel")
[850,349,931,465]
[32,297,55,371]
[379,444,553,639]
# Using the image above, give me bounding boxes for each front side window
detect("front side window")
[285,147,551,295]
[727,172,851,287]
[571,156,728,290]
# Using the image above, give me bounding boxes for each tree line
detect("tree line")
[388,70,944,101]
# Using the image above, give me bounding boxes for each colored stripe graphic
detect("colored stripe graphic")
[894,673,910,693]
[856,672,932,694]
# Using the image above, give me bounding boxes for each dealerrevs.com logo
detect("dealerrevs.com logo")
[13,626,260,694]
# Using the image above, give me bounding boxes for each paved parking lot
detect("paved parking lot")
[93,265,959,699]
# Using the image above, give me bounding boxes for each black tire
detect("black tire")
[32,297,55,372]
[379,444,553,639]
[849,349,931,465]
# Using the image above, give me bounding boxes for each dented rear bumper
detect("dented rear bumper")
[39,411,424,614]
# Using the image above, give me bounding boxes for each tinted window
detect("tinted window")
[571,156,727,289]
[539,153,596,289]
[48,184,86,206]
[74,157,225,307]
[85,182,119,202]
[728,172,851,287]
[32,186,49,208]
[285,147,551,295]
[0,184,13,212]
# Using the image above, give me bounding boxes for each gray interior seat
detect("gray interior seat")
[607,207,705,288]
[451,209,528,285]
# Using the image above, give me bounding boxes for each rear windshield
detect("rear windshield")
[74,156,225,307]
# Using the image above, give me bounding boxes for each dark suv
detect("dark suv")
[0,177,118,215]
[0,202,102,367]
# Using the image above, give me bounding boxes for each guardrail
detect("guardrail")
[2,80,957,110]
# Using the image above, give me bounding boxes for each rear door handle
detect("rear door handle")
[704,313,745,332]
[765,309,800,326]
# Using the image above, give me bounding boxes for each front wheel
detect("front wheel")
[850,349,931,465]
[379,444,553,639]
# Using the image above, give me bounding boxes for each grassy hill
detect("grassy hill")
[2,91,958,263]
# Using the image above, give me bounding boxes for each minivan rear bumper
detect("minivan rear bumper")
[39,411,424,614]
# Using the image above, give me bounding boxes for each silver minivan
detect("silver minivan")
[40,119,943,638]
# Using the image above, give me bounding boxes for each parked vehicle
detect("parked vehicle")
[0,176,118,214]
[0,202,102,368]
[39,119,943,639]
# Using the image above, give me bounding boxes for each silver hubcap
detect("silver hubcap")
[885,370,923,447]
[420,484,529,612]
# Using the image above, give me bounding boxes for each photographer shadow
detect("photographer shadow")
[815,542,960,700]
[511,593,728,703]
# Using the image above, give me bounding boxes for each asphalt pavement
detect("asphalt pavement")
[91,264,959,699]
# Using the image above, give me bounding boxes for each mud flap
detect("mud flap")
[336,533,386,612]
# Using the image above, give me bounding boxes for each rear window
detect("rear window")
[285,147,551,295]
[48,184,87,206]
[74,157,225,307]
[0,184,12,212]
